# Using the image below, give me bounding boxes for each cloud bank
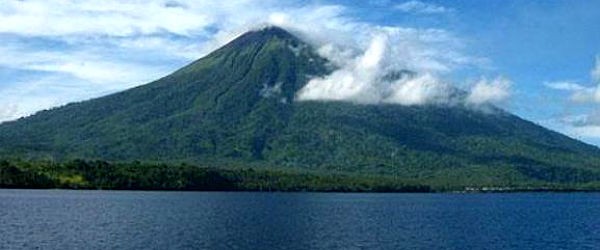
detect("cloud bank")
[294,25,504,106]
[296,33,454,105]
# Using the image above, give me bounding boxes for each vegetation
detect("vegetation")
[1,27,600,190]
[0,159,432,192]
[2,159,599,192]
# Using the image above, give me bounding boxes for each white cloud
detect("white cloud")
[295,24,487,105]
[0,45,168,89]
[546,85,600,103]
[0,0,488,123]
[466,77,512,105]
[0,75,97,122]
[543,80,600,103]
[550,114,600,139]
[543,117,600,140]
[543,56,600,142]
[296,31,461,105]
[0,0,212,37]
[570,125,600,138]
[384,73,452,105]
[394,1,452,14]
[562,56,600,103]
[569,87,600,103]
[108,36,205,60]
[0,103,18,122]
[545,58,600,104]
[544,81,586,91]
[297,34,388,103]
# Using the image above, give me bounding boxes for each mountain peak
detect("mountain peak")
[226,25,301,48]
[255,25,295,37]
[173,24,328,85]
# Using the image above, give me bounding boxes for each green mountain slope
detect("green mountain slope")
[1,26,600,186]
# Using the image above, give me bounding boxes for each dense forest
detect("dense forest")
[0,159,431,192]
[1,159,599,192]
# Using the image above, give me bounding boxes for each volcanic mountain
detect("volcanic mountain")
[2,26,600,185]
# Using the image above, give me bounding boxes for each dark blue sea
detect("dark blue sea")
[1,190,599,250]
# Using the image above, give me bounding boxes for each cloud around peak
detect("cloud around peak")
[466,77,512,105]
[296,33,455,106]
[0,0,498,123]
[295,27,507,107]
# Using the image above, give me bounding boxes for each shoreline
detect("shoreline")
[3,159,600,193]
[2,187,600,193]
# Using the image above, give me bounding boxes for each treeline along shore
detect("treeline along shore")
[1,159,599,192]
[0,159,431,192]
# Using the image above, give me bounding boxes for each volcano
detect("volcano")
[2,26,600,185]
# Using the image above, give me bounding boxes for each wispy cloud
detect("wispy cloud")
[544,114,600,139]
[551,113,600,139]
[466,77,512,105]
[544,81,586,91]
[545,56,600,139]
[394,1,453,14]
[0,0,215,37]
[571,125,600,138]
[0,46,164,86]
[545,58,600,104]
[0,41,174,122]
[0,75,96,121]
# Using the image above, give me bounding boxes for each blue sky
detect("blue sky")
[1,0,600,145]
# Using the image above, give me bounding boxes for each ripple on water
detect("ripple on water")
[1,190,599,250]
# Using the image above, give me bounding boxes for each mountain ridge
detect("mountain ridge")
[1,26,600,186]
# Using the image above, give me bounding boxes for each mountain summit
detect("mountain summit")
[1,26,600,186]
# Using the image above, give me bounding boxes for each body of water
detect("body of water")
[1,190,599,249]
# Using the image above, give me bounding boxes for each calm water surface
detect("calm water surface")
[1,190,599,250]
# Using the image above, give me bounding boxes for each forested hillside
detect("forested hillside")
[1,27,600,188]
